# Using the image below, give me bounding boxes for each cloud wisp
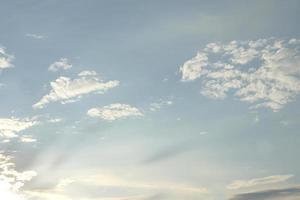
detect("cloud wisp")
[227,174,294,190]
[180,38,300,111]
[33,71,119,109]
[87,103,143,121]
[0,47,14,70]
[229,186,300,200]
[149,100,173,112]
[48,58,72,72]
[25,33,45,40]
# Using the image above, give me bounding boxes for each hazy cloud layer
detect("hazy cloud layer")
[33,71,119,109]
[180,38,300,111]
[24,171,208,200]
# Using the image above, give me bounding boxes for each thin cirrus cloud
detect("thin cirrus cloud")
[228,186,300,200]
[227,174,294,190]
[0,47,14,70]
[33,71,119,109]
[179,38,300,111]
[48,58,72,72]
[0,117,38,141]
[87,103,143,121]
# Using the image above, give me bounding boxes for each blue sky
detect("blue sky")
[1,1,300,200]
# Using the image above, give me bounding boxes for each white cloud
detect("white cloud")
[87,103,143,121]
[0,47,14,70]
[19,135,37,143]
[227,174,294,190]
[180,52,208,81]
[33,71,119,109]
[180,38,300,111]
[0,118,38,140]
[47,118,63,123]
[0,153,37,200]
[78,70,97,76]
[48,58,72,72]
[25,33,45,39]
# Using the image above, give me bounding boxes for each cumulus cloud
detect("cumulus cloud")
[0,118,38,140]
[228,186,300,200]
[48,58,72,72]
[0,153,37,200]
[227,174,294,190]
[0,47,14,70]
[33,71,119,109]
[180,38,300,111]
[87,103,143,121]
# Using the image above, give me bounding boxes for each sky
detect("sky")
[0,0,300,200]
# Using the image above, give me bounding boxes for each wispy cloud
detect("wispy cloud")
[229,186,300,200]
[33,71,119,109]
[48,58,72,72]
[149,100,173,112]
[227,174,294,190]
[25,33,45,39]
[180,38,300,111]
[0,47,14,70]
[47,118,63,123]
[87,103,143,121]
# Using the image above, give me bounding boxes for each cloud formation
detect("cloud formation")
[0,47,14,70]
[0,153,37,200]
[229,186,300,200]
[33,71,119,109]
[48,58,72,72]
[87,103,143,121]
[180,38,300,111]
[227,174,294,190]
[0,118,38,140]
